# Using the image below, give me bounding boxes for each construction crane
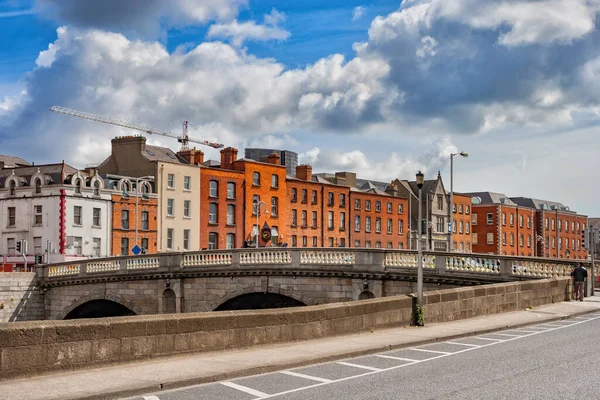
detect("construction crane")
[49,105,224,150]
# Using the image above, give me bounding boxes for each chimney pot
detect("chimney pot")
[296,164,313,181]
[267,153,281,165]
[220,147,238,169]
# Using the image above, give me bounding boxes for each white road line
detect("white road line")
[143,397,160,400]
[221,382,269,397]
[279,371,332,383]
[374,354,418,362]
[409,348,452,355]
[488,333,523,337]
[336,361,382,371]
[514,329,543,333]
[473,337,505,341]
[445,341,480,347]
[538,325,565,328]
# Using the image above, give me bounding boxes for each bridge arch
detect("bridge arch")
[213,292,307,311]
[57,291,141,320]
[64,299,136,319]
[358,291,376,300]
[206,283,318,311]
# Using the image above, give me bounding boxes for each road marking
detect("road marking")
[409,348,452,355]
[221,381,268,397]
[336,361,382,371]
[488,333,522,337]
[514,329,543,333]
[473,337,504,341]
[279,370,332,383]
[445,341,480,347]
[374,354,418,362]
[143,397,160,400]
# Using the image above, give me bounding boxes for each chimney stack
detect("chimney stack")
[296,165,313,181]
[267,153,281,165]
[178,148,205,165]
[220,147,238,170]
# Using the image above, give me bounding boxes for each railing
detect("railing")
[38,249,587,283]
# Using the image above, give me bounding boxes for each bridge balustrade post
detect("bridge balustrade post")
[499,258,512,279]
[231,251,241,268]
[356,249,384,272]
[79,262,87,277]
[435,253,447,271]
[35,264,47,280]
[160,253,183,273]
[291,249,300,267]
[118,258,128,274]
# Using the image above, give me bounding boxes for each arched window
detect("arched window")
[93,181,100,196]
[9,180,15,196]
[35,179,42,194]
[75,179,82,194]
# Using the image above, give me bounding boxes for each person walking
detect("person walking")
[571,262,588,301]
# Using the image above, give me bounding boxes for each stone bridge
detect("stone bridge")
[31,249,582,321]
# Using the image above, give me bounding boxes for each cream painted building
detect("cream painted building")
[98,136,201,252]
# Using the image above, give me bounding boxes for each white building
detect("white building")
[0,162,112,271]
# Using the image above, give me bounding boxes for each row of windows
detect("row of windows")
[120,210,150,230]
[452,204,471,214]
[166,199,192,218]
[166,228,190,251]
[544,218,585,233]
[451,242,472,252]
[286,236,406,249]
[5,236,103,256]
[167,174,192,191]
[252,195,279,216]
[119,237,149,255]
[209,181,237,199]
[354,216,404,235]
[252,172,279,188]
[207,232,236,249]
[354,199,404,214]
[451,220,471,234]
[208,204,236,225]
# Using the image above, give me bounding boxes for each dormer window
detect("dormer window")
[75,179,82,194]
[9,180,15,196]
[93,181,100,196]
[35,179,42,194]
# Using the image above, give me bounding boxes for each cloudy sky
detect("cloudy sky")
[1,0,600,216]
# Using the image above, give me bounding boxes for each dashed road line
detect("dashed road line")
[336,361,382,371]
[374,354,418,362]
[445,341,480,347]
[143,396,160,400]
[220,381,269,397]
[514,329,544,333]
[489,333,523,337]
[473,337,505,341]
[409,348,452,355]
[279,370,333,383]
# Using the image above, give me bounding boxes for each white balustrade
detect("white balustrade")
[86,260,120,274]
[446,256,501,273]
[384,253,435,268]
[183,252,232,267]
[239,250,292,264]
[511,261,572,277]
[301,251,355,265]
[47,264,81,277]
[126,256,160,270]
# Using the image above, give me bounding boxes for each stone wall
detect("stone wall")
[0,277,574,379]
[0,273,45,322]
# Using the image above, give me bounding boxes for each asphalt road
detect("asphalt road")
[127,312,600,400]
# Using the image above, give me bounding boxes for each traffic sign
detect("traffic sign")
[131,245,141,255]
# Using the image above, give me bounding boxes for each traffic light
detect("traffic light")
[16,240,21,254]
[34,254,43,264]
[582,229,588,250]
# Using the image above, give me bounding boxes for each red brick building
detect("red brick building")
[451,193,473,253]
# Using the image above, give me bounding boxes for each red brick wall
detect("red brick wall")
[322,185,351,247]
[540,211,588,260]
[452,194,473,252]
[287,179,323,247]
[471,205,498,254]
[111,193,158,255]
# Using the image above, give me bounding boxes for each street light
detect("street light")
[449,151,468,252]
[416,170,424,309]
[254,200,268,248]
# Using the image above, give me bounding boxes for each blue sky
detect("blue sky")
[1,0,600,216]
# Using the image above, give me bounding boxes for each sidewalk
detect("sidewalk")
[2,296,600,400]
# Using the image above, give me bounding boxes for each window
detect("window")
[472,233,478,245]
[208,233,218,249]
[292,210,297,226]
[460,242,464,252]
[93,181,100,196]
[184,176,191,190]
[572,221,575,231]
[519,234,524,247]
[565,237,569,249]
[302,236,308,247]
[292,235,297,247]
[437,195,444,210]
[167,229,173,249]
[33,236,42,255]
[510,233,514,246]
[354,240,361,247]
[227,205,235,225]
[472,213,478,225]
[75,179,82,194]
[340,238,346,248]
[459,204,464,214]
[183,229,190,250]
[366,200,371,211]
[9,180,15,196]
[502,213,506,225]
[509,214,514,226]
[452,220,456,233]
[271,174,279,188]
[74,206,82,225]
[376,218,381,233]
[328,192,334,206]
[167,174,175,189]
[355,199,361,210]
[436,216,444,233]
[375,241,381,248]
[141,238,148,254]
[375,201,381,212]
[565,220,569,232]
[502,232,507,245]
[301,210,307,227]
[387,203,392,213]
[340,212,346,230]
[328,237,334,247]
[209,203,218,223]
[387,218,392,234]
[167,199,174,216]
[291,188,297,202]
[551,219,555,231]
[184,200,191,218]
[120,238,129,256]
[226,234,235,249]
[398,220,404,234]
[7,238,15,254]
[121,210,129,229]
[312,211,317,228]
[271,197,278,216]
[386,242,392,249]
[142,211,149,230]
[92,208,100,227]
[452,204,457,213]
[7,207,15,227]
[486,213,493,225]
[312,236,317,247]
[227,182,236,199]
[487,232,494,244]
[365,241,371,248]
[399,242,405,250]
[312,190,318,204]
[340,194,346,207]
[527,216,531,228]
[552,237,556,249]
[91,238,101,256]
[398,204,404,214]
[252,195,260,214]
[355,216,361,231]
[253,172,260,186]
[466,205,470,214]
[528,235,532,248]
[519,215,523,228]
[34,205,43,225]
[302,189,308,203]
[545,218,549,229]
[366,216,371,232]
[328,211,334,229]
[459,221,464,234]
[466,222,470,234]
[209,180,218,197]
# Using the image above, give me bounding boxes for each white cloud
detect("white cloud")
[352,6,366,21]
[264,8,286,25]
[207,20,290,47]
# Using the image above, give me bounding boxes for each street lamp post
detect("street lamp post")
[416,171,425,308]
[449,151,468,252]
[254,200,268,248]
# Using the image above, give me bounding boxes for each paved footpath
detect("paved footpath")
[2,297,600,400]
